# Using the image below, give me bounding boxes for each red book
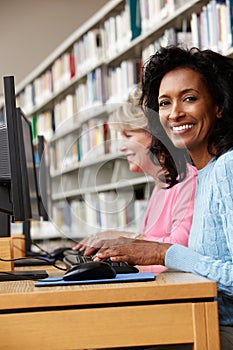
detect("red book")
[69,53,75,78]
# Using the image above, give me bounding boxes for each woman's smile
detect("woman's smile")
[171,123,194,133]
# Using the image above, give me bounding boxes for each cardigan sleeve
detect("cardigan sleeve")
[165,152,233,291]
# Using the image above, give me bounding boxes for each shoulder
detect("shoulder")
[186,163,198,177]
[216,149,233,162]
[212,149,233,185]
[214,149,233,174]
[179,163,197,187]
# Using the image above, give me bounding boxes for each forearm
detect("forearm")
[166,244,233,293]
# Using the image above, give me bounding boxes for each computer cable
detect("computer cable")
[0,256,67,271]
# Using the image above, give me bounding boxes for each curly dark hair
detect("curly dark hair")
[141,45,233,163]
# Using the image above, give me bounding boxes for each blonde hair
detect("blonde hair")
[108,85,148,132]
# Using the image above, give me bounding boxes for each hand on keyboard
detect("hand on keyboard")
[63,250,139,274]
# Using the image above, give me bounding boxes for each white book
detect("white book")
[98,191,119,229]
[84,193,100,232]
[190,12,200,48]
[70,200,88,238]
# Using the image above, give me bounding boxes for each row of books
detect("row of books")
[17,69,53,115]
[103,4,132,59]
[30,59,141,141]
[49,117,122,173]
[51,192,149,238]
[74,28,106,74]
[17,1,233,139]
[140,0,178,32]
[142,26,193,62]
[50,159,146,204]
[104,0,181,56]
[53,52,75,93]
[191,0,232,53]
[54,94,77,132]
[15,0,188,114]
[49,133,79,173]
[31,111,55,142]
[106,59,142,104]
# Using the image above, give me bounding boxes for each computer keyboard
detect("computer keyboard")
[63,250,139,274]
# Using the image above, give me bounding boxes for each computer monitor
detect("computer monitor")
[0,75,50,277]
[37,135,50,221]
[23,134,51,255]
[20,108,41,220]
[0,76,40,237]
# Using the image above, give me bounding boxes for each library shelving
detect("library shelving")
[3,0,233,243]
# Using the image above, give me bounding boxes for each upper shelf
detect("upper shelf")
[3,0,211,115]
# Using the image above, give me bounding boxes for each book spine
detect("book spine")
[127,0,142,40]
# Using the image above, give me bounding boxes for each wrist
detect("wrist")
[158,243,172,265]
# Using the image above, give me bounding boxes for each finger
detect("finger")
[95,247,122,259]
[72,243,84,251]
[84,246,99,256]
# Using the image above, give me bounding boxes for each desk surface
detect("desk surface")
[0,268,220,350]
[0,269,217,311]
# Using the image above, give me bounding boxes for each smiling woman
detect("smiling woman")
[73,86,197,274]
[137,45,233,349]
[81,46,233,350]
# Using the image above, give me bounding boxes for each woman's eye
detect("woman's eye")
[184,96,197,102]
[159,100,170,107]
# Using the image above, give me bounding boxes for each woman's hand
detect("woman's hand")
[93,241,172,266]
[73,231,138,256]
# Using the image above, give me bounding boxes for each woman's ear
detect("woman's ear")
[159,153,165,164]
[216,106,223,118]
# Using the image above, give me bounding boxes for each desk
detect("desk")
[0,270,220,350]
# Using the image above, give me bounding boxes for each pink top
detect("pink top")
[139,164,197,274]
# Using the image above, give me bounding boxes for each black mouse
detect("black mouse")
[63,261,116,281]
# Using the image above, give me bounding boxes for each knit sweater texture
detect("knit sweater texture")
[165,149,233,325]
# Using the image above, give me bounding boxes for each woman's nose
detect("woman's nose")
[168,102,185,121]
[120,142,127,152]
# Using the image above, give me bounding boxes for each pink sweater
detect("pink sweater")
[139,164,197,273]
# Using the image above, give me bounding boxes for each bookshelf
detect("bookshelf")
[4,0,233,243]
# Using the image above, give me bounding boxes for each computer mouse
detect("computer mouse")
[63,261,116,281]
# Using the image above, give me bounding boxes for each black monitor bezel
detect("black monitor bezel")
[2,76,40,222]
[3,76,26,220]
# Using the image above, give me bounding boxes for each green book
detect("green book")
[31,115,37,141]
[127,0,142,41]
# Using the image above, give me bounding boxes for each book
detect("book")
[98,191,119,229]
[127,0,142,40]
[70,199,88,238]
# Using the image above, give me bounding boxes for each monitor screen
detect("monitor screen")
[36,135,50,221]
[19,108,40,220]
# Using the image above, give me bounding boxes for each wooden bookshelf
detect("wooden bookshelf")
[4,0,232,242]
